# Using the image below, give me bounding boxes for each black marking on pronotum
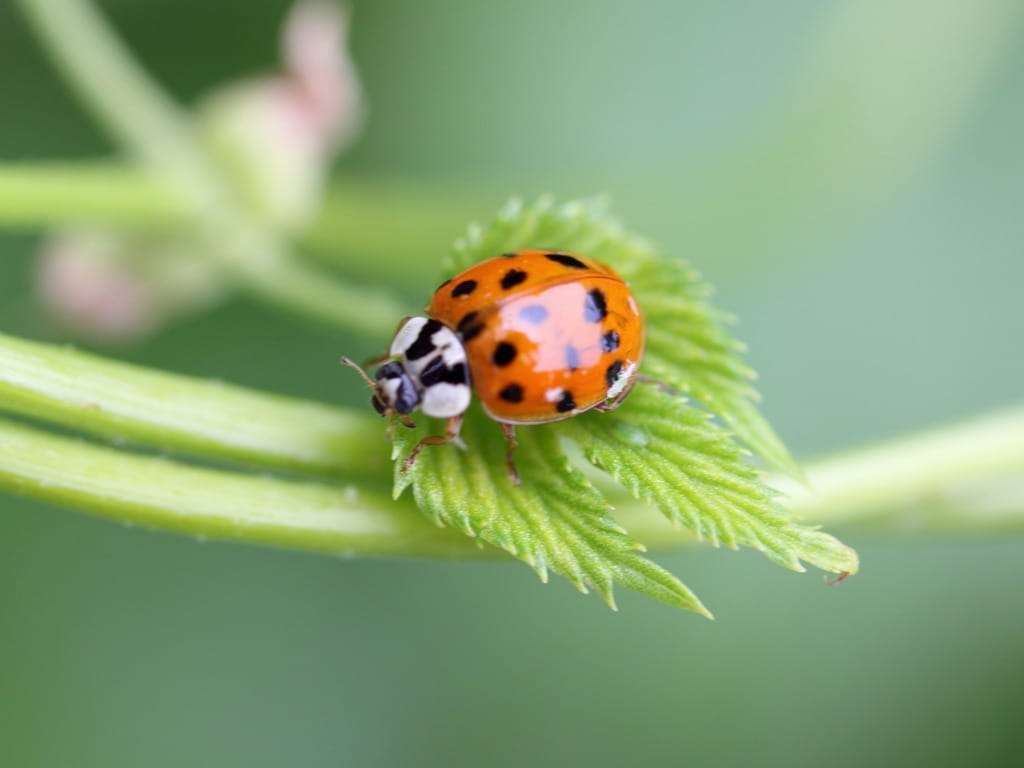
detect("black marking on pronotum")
[452,279,477,297]
[493,341,517,367]
[518,304,548,324]
[555,390,576,413]
[457,311,484,343]
[499,383,524,403]
[404,319,443,360]
[601,330,620,353]
[546,253,587,269]
[435,278,452,293]
[584,288,608,322]
[501,269,528,290]
[605,360,624,389]
[564,344,580,371]
[419,357,469,387]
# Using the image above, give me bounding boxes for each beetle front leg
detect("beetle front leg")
[402,414,464,474]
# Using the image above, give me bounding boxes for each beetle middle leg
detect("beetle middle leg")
[499,422,521,486]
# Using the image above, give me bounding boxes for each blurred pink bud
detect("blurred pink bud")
[282,1,363,150]
[37,233,160,343]
[36,232,225,343]
[198,1,364,230]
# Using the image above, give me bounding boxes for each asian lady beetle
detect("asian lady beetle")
[342,249,644,483]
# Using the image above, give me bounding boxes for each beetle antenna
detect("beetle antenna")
[339,356,377,392]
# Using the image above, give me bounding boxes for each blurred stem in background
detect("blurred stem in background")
[6,0,1021,319]
[15,0,408,338]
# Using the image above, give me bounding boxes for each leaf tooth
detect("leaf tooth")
[614,555,712,618]
[498,196,523,221]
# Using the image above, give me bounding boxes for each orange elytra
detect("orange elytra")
[342,249,645,482]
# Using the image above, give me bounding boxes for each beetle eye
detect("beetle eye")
[371,394,387,416]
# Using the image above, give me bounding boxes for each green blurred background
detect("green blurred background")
[1,0,1023,765]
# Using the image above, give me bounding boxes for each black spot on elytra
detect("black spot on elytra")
[601,330,620,352]
[518,305,548,324]
[555,390,576,413]
[419,357,468,387]
[564,344,580,371]
[605,360,624,388]
[493,342,517,367]
[501,269,528,290]
[546,253,587,269]
[499,383,524,403]
[452,279,477,297]
[584,288,607,322]
[457,311,483,343]
[403,320,444,361]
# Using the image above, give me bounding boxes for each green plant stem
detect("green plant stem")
[780,409,1024,529]
[0,417,475,558]
[0,161,465,296]
[15,0,407,338]
[1,328,1022,554]
[3,406,1022,561]
[0,163,189,230]
[0,332,384,476]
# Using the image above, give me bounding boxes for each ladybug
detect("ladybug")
[342,249,644,483]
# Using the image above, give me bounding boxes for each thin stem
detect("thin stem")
[782,409,1024,527]
[0,332,386,476]
[15,0,216,205]
[15,0,406,338]
[0,418,476,558]
[0,164,189,230]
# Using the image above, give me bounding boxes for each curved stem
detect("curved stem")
[0,333,386,476]
[0,418,475,558]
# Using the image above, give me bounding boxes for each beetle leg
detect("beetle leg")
[402,414,464,474]
[596,377,638,412]
[636,374,682,397]
[500,423,521,486]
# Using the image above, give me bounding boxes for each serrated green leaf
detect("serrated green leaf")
[448,195,799,476]
[386,195,858,614]
[393,411,711,616]
[562,386,858,575]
